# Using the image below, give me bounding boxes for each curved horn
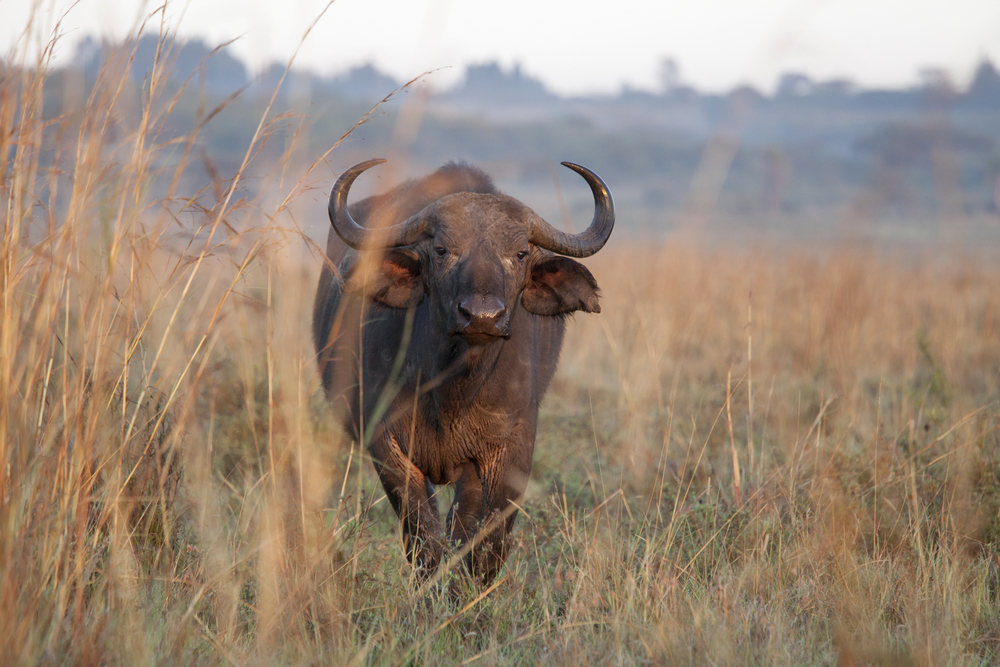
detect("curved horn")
[529,162,615,258]
[328,159,433,249]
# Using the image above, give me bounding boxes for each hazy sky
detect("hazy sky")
[4,0,1000,94]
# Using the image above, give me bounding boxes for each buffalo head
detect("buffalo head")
[328,160,615,349]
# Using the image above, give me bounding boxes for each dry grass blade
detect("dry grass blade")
[2,5,1000,666]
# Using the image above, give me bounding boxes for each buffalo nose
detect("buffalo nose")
[456,295,509,335]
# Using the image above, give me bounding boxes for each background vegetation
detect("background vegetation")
[2,20,999,666]
[51,33,1000,243]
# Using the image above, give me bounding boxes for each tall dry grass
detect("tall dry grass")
[2,20,999,667]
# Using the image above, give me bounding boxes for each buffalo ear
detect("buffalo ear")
[346,248,424,309]
[522,255,601,316]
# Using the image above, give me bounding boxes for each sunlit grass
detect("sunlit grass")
[2,21,999,667]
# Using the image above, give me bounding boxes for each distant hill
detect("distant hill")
[35,34,1000,244]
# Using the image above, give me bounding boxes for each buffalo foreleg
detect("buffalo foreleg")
[446,462,483,546]
[466,455,530,586]
[369,432,443,577]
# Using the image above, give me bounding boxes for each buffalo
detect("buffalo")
[313,159,614,586]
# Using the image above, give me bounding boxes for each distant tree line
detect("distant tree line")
[29,35,1000,241]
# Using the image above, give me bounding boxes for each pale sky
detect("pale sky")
[4,0,1000,94]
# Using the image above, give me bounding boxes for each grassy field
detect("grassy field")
[3,30,1000,666]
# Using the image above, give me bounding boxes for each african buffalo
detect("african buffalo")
[313,159,614,586]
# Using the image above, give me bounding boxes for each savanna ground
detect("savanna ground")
[3,23,1000,667]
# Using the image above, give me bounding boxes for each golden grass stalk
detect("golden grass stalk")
[1,9,999,666]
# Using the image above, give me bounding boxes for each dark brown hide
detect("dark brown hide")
[313,161,613,586]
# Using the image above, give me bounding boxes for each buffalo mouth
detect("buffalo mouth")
[452,329,510,346]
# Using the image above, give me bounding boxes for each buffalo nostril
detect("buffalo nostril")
[456,302,472,329]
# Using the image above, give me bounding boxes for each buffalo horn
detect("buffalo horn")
[529,162,615,258]
[328,159,434,249]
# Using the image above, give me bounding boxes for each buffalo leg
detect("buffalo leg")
[445,462,483,546]
[369,432,443,576]
[467,456,530,586]
[426,478,441,520]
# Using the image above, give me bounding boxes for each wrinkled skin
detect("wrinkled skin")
[313,163,604,585]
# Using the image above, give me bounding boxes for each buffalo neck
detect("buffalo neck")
[411,304,537,424]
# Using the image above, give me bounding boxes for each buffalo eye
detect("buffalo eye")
[516,249,529,262]
[435,245,447,258]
